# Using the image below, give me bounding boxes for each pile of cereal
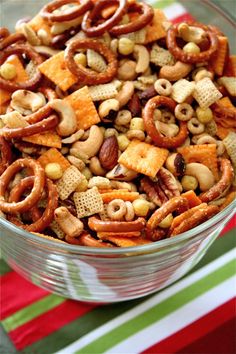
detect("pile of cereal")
[0,0,235,247]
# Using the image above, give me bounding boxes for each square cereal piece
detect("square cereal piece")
[145,9,171,44]
[150,44,175,67]
[38,148,70,172]
[73,187,104,218]
[118,28,147,44]
[0,55,29,105]
[218,77,236,97]
[193,78,222,109]
[88,80,121,101]
[118,140,169,178]
[38,51,78,91]
[64,86,100,130]
[171,79,195,103]
[56,165,84,200]
[23,131,62,149]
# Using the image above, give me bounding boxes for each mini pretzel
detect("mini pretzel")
[0,27,25,50]
[0,137,12,176]
[146,196,189,231]
[64,39,118,85]
[39,87,58,101]
[166,24,218,64]
[82,0,128,37]
[109,2,154,36]
[143,96,188,148]
[88,216,146,232]
[41,0,93,22]
[0,158,45,214]
[170,205,219,236]
[200,159,234,203]
[1,114,59,139]
[67,233,114,247]
[8,177,58,232]
[0,44,43,91]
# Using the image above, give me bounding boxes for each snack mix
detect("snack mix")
[0,0,235,248]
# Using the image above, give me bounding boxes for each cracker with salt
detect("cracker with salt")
[0,55,29,105]
[171,79,195,103]
[101,190,139,203]
[56,165,84,200]
[193,78,222,109]
[209,36,228,76]
[64,86,100,130]
[118,140,169,178]
[177,144,219,180]
[38,51,78,91]
[23,130,62,149]
[145,9,170,44]
[38,148,70,171]
[150,44,175,67]
[88,80,121,101]
[73,187,104,218]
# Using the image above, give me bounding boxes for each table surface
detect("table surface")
[0,1,236,353]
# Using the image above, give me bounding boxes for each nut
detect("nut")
[106,163,138,181]
[11,90,46,115]
[72,125,103,158]
[185,163,215,191]
[128,93,141,117]
[98,99,119,120]
[133,45,150,74]
[115,81,134,108]
[99,135,119,170]
[178,23,207,44]
[117,59,137,81]
[165,153,186,177]
[49,99,77,137]
[159,61,193,81]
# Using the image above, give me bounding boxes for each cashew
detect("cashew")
[51,17,82,35]
[117,59,137,80]
[61,129,84,144]
[110,181,137,192]
[159,61,193,81]
[106,163,138,181]
[34,46,60,57]
[88,176,111,189]
[185,163,215,191]
[18,23,41,46]
[98,99,119,119]
[49,99,77,137]
[72,125,104,158]
[133,45,150,74]
[115,81,134,108]
[155,120,179,137]
[89,157,106,176]
[11,90,46,115]
[178,23,207,44]
[67,155,85,171]
[54,207,84,237]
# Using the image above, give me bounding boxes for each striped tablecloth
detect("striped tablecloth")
[0,1,236,353]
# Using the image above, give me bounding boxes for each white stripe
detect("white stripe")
[162,3,187,20]
[105,276,236,354]
[55,249,235,354]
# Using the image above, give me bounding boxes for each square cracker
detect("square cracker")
[118,140,169,178]
[0,55,29,105]
[38,51,78,91]
[64,86,100,130]
[23,131,62,149]
[38,148,70,172]
[145,9,171,44]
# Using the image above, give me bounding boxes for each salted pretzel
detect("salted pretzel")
[143,96,188,148]
[0,137,12,176]
[41,0,93,22]
[0,27,25,50]
[82,0,128,37]
[65,38,118,84]
[200,159,234,203]
[166,23,219,64]
[0,159,45,214]
[88,216,146,232]
[109,2,154,36]
[8,177,58,232]
[0,44,43,91]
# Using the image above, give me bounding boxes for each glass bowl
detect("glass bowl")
[0,0,235,303]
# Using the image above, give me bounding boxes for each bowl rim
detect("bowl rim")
[1,199,235,255]
[0,0,235,255]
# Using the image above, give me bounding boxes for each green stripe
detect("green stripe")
[153,0,175,9]
[75,257,235,353]
[0,258,11,276]
[22,229,235,354]
[1,294,64,332]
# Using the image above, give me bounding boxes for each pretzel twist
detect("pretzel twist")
[143,96,188,148]
[88,216,146,232]
[0,27,25,50]
[41,0,93,22]
[0,137,12,176]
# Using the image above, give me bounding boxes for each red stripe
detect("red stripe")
[178,317,236,354]
[220,214,235,236]
[8,299,96,350]
[172,13,194,24]
[141,298,235,354]
[0,271,48,320]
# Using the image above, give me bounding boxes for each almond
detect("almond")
[99,136,119,170]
